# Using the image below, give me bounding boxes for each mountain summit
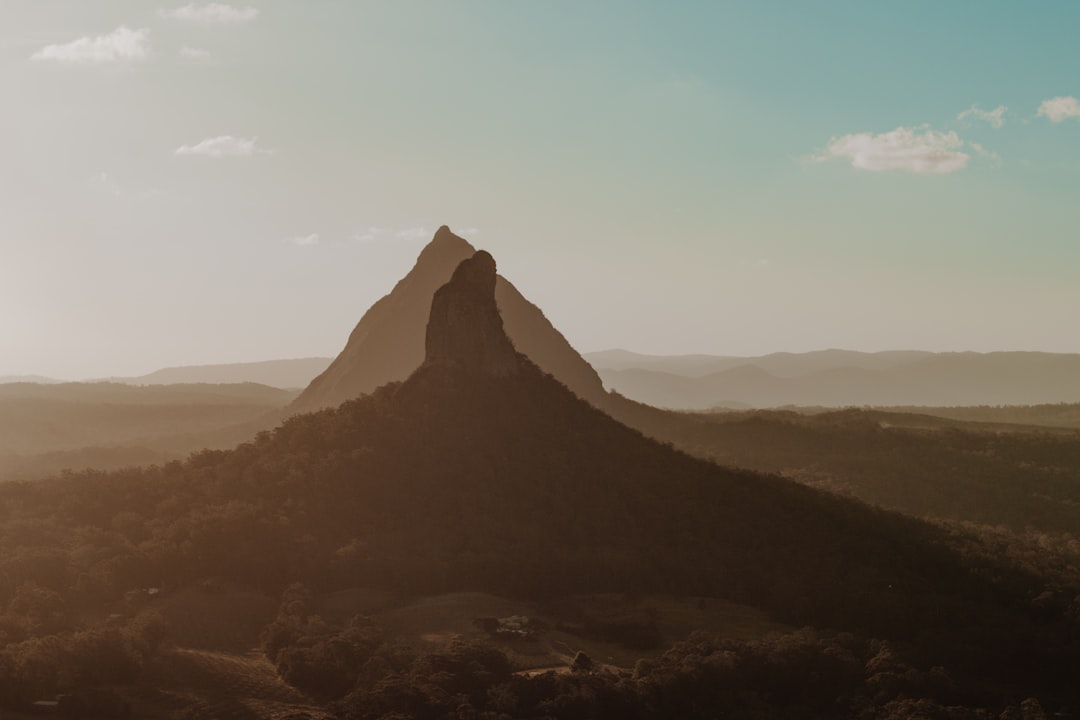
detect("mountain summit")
[291,226,607,413]
[425,250,520,376]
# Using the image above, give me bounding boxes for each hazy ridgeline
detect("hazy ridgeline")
[0,382,295,482]
[1,236,1079,719]
[587,349,1080,410]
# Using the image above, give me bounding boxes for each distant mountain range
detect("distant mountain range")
[2,359,333,389]
[98,357,333,389]
[586,349,1080,409]
[0,374,66,384]
[8,246,1078,413]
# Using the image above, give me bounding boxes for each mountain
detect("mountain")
[589,349,1080,409]
[101,357,332,388]
[3,249,1077,713]
[291,226,607,413]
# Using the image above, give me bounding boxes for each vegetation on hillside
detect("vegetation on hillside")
[0,361,1078,715]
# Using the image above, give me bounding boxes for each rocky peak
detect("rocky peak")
[424,251,520,376]
[417,225,473,264]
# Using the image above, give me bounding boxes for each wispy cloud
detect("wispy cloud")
[352,226,474,244]
[815,126,969,174]
[174,136,270,157]
[31,26,149,64]
[288,233,320,247]
[180,46,212,61]
[352,227,389,244]
[160,3,259,23]
[91,172,122,198]
[969,142,1000,162]
[394,227,431,241]
[90,172,165,201]
[1037,96,1080,123]
[957,104,1007,128]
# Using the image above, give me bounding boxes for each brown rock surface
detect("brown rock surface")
[424,251,520,376]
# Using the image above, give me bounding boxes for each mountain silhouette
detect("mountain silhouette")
[291,226,606,413]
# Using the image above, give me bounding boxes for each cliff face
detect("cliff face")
[424,251,520,377]
[290,227,475,413]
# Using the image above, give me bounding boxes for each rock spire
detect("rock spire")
[424,251,520,376]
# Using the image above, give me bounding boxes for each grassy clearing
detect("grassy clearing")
[98,584,790,715]
[327,589,790,671]
[123,647,329,720]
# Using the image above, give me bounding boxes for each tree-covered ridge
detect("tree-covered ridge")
[1,358,1078,712]
[615,403,1080,535]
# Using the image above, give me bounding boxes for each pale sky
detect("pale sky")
[2,1,1079,379]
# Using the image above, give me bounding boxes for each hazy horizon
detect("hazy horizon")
[4,2,1080,378]
[10,345,1080,386]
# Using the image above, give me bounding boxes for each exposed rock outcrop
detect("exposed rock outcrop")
[424,251,520,376]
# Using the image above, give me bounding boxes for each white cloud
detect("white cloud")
[160,4,259,23]
[180,46,212,61]
[174,135,270,157]
[31,26,149,64]
[353,226,465,244]
[957,104,1007,128]
[1037,96,1080,123]
[816,126,969,174]
[289,233,320,247]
